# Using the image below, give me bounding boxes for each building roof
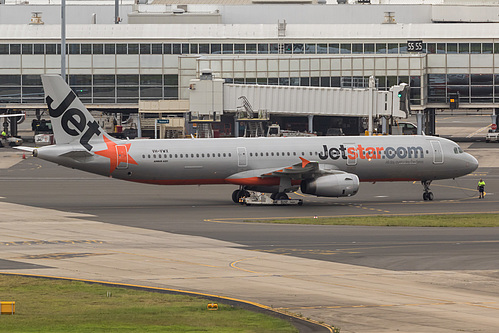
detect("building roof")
[2,23,499,41]
[151,0,316,4]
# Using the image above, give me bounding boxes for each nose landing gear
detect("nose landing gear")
[421,180,434,201]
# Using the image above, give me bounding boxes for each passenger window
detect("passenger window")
[293,152,296,156]
[202,153,205,157]
[191,154,194,158]
[142,155,145,158]
[180,154,183,158]
[223,153,226,157]
[175,154,178,158]
[196,153,199,158]
[229,153,231,157]
[249,153,253,157]
[276,152,279,156]
[218,153,221,157]
[266,152,269,156]
[169,154,172,158]
[271,152,274,156]
[148,154,151,158]
[207,153,210,157]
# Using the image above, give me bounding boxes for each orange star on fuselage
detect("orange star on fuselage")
[94,136,138,174]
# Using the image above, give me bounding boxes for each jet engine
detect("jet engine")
[300,173,359,197]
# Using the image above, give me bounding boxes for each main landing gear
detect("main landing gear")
[421,180,434,201]
[270,192,289,200]
[232,188,291,204]
[232,187,250,203]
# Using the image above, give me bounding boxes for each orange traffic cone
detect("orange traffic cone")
[22,153,26,159]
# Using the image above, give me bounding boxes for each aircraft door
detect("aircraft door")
[116,145,129,169]
[345,143,357,166]
[430,140,443,164]
[237,147,247,167]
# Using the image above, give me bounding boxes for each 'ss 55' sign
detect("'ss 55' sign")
[407,40,423,52]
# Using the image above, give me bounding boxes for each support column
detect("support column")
[367,76,375,136]
[426,108,435,136]
[381,117,388,135]
[234,118,239,138]
[10,113,18,137]
[416,111,424,135]
[492,108,499,127]
[136,113,142,138]
[308,115,314,133]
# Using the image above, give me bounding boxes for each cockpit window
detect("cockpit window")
[453,146,464,154]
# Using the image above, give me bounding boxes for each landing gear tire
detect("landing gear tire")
[232,190,239,203]
[421,180,434,201]
[232,189,250,204]
[275,192,289,200]
[423,191,434,201]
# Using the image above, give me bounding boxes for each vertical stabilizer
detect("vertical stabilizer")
[42,74,105,151]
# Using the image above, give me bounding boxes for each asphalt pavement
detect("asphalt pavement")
[1,131,499,332]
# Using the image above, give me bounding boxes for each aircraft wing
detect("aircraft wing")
[227,157,346,183]
[261,157,348,179]
[260,157,319,180]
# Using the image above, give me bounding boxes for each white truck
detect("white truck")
[486,129,499,143]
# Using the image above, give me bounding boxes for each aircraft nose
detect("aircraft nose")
[466,153,479,173]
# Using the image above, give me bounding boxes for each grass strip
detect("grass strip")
[0,275,297,333]
[246,214,499,227]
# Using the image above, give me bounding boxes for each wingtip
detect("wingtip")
[299,157,311,168]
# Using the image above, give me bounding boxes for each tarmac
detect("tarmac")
[1,113,498,332]
[1,197,499,333]
[1,142,499,332]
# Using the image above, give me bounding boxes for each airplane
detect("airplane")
[18,74,479,203]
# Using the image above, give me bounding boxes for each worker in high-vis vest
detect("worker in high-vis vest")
[477,179,486,199]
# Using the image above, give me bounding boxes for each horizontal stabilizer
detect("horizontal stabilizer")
[13,146,35,152]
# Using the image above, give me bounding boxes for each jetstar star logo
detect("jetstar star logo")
[94,136,138,174]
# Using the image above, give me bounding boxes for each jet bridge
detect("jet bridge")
[189,73,409,136]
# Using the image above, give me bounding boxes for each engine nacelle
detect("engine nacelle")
[300,173,359,197]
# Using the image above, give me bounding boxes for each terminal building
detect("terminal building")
[1,0,499,137]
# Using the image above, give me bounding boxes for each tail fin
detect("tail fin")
[42,74,105,151]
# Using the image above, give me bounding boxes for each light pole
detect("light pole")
[61,0,66,81]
